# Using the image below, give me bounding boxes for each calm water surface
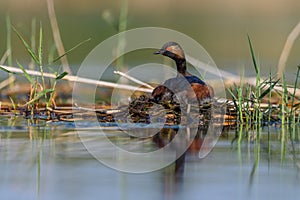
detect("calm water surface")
[0,116,300,200]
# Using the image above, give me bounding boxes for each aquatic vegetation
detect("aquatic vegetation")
[10,24,68,119]
[0,18,93,121]
[227,35,299,127]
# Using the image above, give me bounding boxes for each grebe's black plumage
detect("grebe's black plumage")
[152,42,214,103]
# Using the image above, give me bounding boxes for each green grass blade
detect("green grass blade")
[9,96,16,108]
[247,34,258,75]
[233,83,239,94]
[29,18,37,70]
[227,88,239,110]
[38,23,45,90]
[259,74,277,88]
[38,22,43,66]
[50,38,91,64]
[12,26,40,65]
[258,79,280,100]
[227,87,237,101]
[291,65,300,106]
[24,89,54,106]
[281,73,288,126]
[16,61,34,85]
[56,71,68,80]
[288,65,300,121]
[9,96,17,115]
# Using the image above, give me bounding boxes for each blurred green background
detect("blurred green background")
[0,0,300,77]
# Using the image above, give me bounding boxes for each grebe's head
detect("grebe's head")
[154,42,185,60]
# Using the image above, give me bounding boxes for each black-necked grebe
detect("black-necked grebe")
[152,42,214,104]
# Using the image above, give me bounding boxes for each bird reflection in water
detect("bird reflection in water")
[123,41,217,196]
[150,41,213,196]
[152,125,209,198]
[152,125,208,174]
[150,41,213,174]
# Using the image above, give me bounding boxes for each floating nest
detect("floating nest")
[1,92,298,129]
[0,92,217,128]
[114,94,215,127]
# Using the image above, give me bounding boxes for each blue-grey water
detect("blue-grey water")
[0,116,300,200]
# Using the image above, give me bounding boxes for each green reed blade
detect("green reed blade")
[29,18,37,70]
[55,71,68,80]
[258,79,280,100]
[50,38,91,64]
[12,26,40,65]
[24,89,54,106]
[38,22,43,66]
[38,22,46,91]
[247,34,258,75]
[227,88,239,111]
[290,65,300,117]
[16,61,34,85]
[9,96,17,115]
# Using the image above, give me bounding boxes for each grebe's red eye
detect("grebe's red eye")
[166,46,173,52]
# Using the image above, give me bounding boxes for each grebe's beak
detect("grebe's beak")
[153,49,164,55]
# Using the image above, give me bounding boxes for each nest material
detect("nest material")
[119,94,213,127]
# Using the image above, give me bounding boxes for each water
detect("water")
[0,116,300,200]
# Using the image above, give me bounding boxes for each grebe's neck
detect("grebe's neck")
[175,59,189,76]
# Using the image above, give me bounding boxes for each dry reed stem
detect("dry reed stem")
[0,50,16,90]
[46,0,72,74]
[0,65,153,93]
[186,55,240,81]
[0,49,10,64]
[113,70,154,89]
[0,76,16,90]
[277,21,300,79]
